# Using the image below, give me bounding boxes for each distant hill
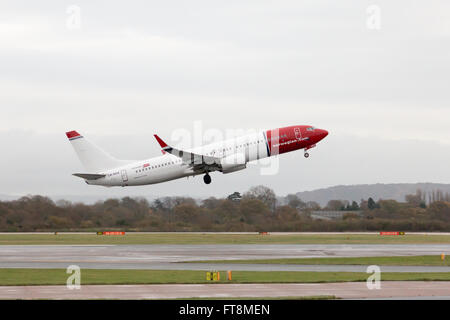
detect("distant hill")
[295,183,450,206]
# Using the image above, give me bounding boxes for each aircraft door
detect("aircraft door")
[121,169,128,183]
[294,127,302,140]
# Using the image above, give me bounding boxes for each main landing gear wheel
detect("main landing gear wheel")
[304,152,309,158]
[203,174,212,184]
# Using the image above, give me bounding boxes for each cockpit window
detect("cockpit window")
[306,127,315,131]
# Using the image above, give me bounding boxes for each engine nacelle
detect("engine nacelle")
[220,153,247,174]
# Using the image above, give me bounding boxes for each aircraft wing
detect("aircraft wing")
[153,134,221,171]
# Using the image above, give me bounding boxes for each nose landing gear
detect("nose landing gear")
[203,173,212,184]
[304,144,316,158]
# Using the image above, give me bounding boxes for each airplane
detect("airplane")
[66,125,328,187]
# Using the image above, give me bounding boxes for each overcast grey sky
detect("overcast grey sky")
[1,1,449,200]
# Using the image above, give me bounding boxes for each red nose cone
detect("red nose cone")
[319,129,328,139]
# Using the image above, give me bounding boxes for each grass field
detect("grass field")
[1,268,450,286]
[189,255,450,266]
[1,233,450,245]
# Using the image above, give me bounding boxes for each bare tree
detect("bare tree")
[243,185,277,212]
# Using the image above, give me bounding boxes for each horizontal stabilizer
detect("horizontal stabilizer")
[73,173,106,180]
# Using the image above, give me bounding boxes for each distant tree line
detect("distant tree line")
[0,186,449,232]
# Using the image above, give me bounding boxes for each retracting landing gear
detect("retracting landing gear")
[203,173,212,184]
[304,144,316,158]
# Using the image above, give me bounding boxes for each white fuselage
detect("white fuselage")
[89,131,268,187]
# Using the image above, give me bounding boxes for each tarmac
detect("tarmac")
[1,243,449,299]
[1,282,449,300]
[0,244,449,272]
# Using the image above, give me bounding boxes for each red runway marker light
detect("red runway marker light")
[380,231,405,236]
[101,231,125,236]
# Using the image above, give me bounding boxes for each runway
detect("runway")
[1,244,449,272]
[1,282,449,300]
[1,243,449,300]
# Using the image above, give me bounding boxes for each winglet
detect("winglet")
[66,131,82,140]
[154,134,168,148]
